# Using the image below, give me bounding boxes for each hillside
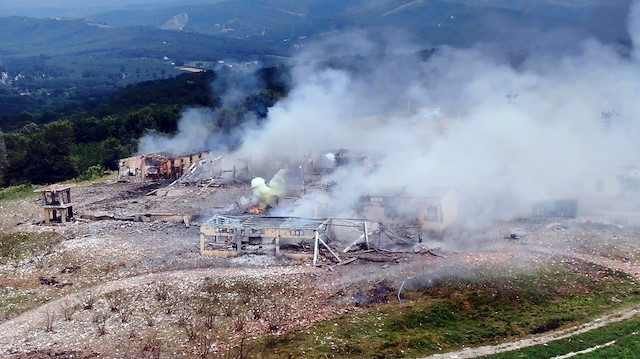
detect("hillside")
[83,0,632,46]
[0,16,286,60]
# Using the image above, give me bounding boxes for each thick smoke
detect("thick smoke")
[136,66,265,155]
[137,2,640,234]
[137,107,216,155]
[230,2,640,230]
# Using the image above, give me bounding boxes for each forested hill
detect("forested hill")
[84,0,630,46]
[0,71,216,133]
[0,16,285,59]
[0,16,290,122]
[0,66,290,186]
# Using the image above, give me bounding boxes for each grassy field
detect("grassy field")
[0,231,62,320]
[482,313,640,358]
[256,261,640,358]
[0,184,38,201]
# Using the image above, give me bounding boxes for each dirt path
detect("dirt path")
[422,305,640,358]
[0,265,314,350]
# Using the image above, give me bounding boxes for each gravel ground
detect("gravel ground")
[1,180,640,358]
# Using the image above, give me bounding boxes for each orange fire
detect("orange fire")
[249,206,262,214]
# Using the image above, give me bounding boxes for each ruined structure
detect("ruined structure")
[583,173,622,197]
[199,212,447,262]
[200,215,328,258]
[532,199,578,218]
[359,188,459,234]
[200,215,382,262]
[36,184,74,223]
[118,151,210,182]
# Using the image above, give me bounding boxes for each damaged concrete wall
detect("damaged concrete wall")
[583,173,622,197]
[118,152,210,182]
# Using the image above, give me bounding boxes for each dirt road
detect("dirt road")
[422,305,639,358]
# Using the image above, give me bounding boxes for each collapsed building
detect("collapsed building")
[199,214,419,262]
[532,199,578,218]
[118,151,211,182]
[358,187,459,236]
[200,215,331,259]
[199,187,460,259]
[301,149,379,183]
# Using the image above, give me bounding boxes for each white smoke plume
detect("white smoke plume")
[136,66,265,156]
[251,169,287,210]
[137,107,216,155]
[229,2,640,230]
[135,2,640,235]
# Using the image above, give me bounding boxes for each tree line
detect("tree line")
[0,66,290,186]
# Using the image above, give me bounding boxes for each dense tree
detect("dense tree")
[27,121,76,184]
[5,133,30,185]
[101,137,128,170]
[0,128,7,186]
[0,66,291,186]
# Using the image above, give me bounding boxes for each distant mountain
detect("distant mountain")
[0,16,287,60]
[79,0,632,48]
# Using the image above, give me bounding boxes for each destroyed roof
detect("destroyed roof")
[152,150,209,159]
[34,184,76,192]
[203,215,327,230]
[122,150,210,161]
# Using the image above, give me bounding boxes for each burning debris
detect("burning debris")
[250,169,287,212]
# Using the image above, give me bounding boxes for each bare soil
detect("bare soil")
[1,180,639,358]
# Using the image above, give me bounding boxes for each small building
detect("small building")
[200,214,441,260]
[532,199,578,218]
[200,215,328,258]
[583,173,622,197]
[35,184,75,223]
[359,188,458,233]
[118,151,210,182]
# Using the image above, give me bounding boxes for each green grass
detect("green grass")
[0,287,46,320]
[255,263,640,358]
[0,184,37,201]
[0,231,61,265]
[482,312,640,358]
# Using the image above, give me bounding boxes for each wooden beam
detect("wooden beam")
[318,235,342,263]
[343,234,364,253]
[364,221,369,250]
[313,232,319,266]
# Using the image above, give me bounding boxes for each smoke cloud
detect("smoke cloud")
[139,1,640,236]
[137,107,217,155]
[230,2,640,230]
